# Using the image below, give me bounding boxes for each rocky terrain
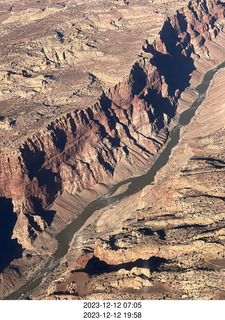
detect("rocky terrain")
[46,66,225,300]
[1,0,225,299]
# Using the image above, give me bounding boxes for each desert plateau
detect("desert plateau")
[0,0,225,300]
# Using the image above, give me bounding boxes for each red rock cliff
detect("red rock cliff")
[0,0,225,274]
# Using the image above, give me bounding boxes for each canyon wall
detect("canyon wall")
[1,0,224,243]
[1,0,225,299]
[33,0,225,300]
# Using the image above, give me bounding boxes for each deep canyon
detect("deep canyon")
[1,0,225,300]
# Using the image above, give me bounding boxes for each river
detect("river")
[5,60,225,300]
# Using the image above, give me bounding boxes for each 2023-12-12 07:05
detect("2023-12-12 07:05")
[83,301,142,309]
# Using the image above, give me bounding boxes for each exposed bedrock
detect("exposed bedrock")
[1,0,225,299]
[30,0,225,301]
[43,41,225,301]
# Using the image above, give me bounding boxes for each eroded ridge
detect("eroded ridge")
[1,0,225,299]
[42,47,225,301]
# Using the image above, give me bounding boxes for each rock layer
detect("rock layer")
[1,0,225,299]
[38,36,225,301]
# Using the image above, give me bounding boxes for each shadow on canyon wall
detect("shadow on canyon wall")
[30,197,56,227]
[83,256,167,276]
[20,145,61,223]
[144,13,195,97]
[0,198,23,273]
[130,62,147,96]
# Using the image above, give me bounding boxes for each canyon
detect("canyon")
[0,0,225,300]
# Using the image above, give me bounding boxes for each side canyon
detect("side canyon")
[1,0,225,300]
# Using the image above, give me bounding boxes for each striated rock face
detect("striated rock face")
[1,0,225,299]
[19,0,225,301]
[0,0,191,298]
[39,44,225,301]
[74,64,225,300]
[2,60,173,247]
